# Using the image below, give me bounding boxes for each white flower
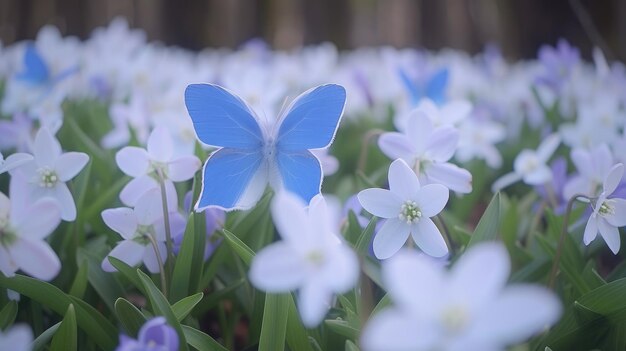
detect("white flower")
[456,117,505,169]
[563,144,614,200]
[0,191,62,281]
[395,99,471,131]
[492,134,560,192]
[249,192,359,327]
[583,163,626,254]
[311,148,339,176]
[0,324,33,351]
[361,243,561,351]
[0,151,33,174]
[116,126,200,207]
[379,110,472,194]
[101,188,185,274]
[9,128,89,221]
[358,159,449,259]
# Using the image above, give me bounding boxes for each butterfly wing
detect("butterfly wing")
[16,44,49,84]
[425,68,449,106]
[275,150,322,204]
[275,84,346,151]
[398,68,420,105]
[196,148,267,211]
[185,84,264,149]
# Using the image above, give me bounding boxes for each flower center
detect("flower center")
[306,250,325,266]
[132,225,155,246]
[37,167,59,188]
[151,161,168,178]
[398,201,422,224]
[441,305,469,334]
[599,200,616,216]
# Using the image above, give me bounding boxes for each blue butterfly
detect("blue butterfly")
[15,44,77,88]
[398,67,449,106]
[185,84,346,211]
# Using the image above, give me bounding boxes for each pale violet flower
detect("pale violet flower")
[358,159,449,259]
[9,128,89,221]
[102,93,151,149]
[456,117,505,169]
[0,151,33,174]
[311,148,339,176]
[379,110,472,194]
[249,191,359,327]
[0,191,62,281]
[116,126,200,207]
[492,134,560,192]
[361,243,561,351]
[116,317,178,351]
[563,144,614,200]
[0,324,33,351]
[583,163,626,254]
[395,99,472,132]
[101,188,185,274]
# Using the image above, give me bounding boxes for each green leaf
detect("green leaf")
[171,213,206,302]
[68,259,89,298]
[107,256,145,294]
[137,270,189,351]
[114,298,147,336]
[77,248,126,311]
[345,340,360,351]
[0,300,17,329]
[222,229,255,265]
[32,322,60,351]
[50,304,77,351]
[355,216,377,255]
[195,279,245,315]
[0,274,117,350]
[182,325,228,351]
[345,211,363,245]
[325,319,359,340]
[286,294,314,351]
[172,293,204,321]
[259,293,289,351]
[371,294,391,317]
[467,192,501,247]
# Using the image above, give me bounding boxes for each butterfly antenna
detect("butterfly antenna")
[276,96,291,124]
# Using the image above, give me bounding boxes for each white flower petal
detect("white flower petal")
[411,217,448,258]
[0,246,17,277]
[522,165,552,185]
[449,243,510,306]
[119,175,158,207]
[320,244,359,293]
[55,152,89,182]
[358,189,402,219]
[536,134,560,162]
[378,133,414,161]
[249,242,307,292]
[414,184,448,217]
[0,325,33,351]
[425,127,459,162]
[134,188,166,226]
[603,163,624,195]
[406,111,433,154]
[0,153,33,174]
[605,198,626,227]
[143,241,167,274]
[361,309,434,351]
[101,207,138,239]
[167,156,201,182]
[102,240,145,272]
[583,215,599,245]
[116,147,150,177]
[373,218,410,259]
[54,183,77,221]
[271,191,309,244]
[491,172,522,192]
[298,281,332,328]
[388,159,420,198]
[147,126,174,163]
[11,238,61,281]
[33,128,61,167]
[571,148,594,180]
[425,162,472,194]
[598,218,621,254]
[472,285,561,346]
[15,198,61,240]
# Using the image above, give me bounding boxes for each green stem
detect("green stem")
[548,193,590,289]
[146,232,168,297]
[436,214,455,257]
[157,172,175,290]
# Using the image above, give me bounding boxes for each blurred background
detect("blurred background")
[0,0,623,60]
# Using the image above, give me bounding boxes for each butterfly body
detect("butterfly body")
[185,83,346,211]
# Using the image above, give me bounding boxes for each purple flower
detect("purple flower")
[116,317,178,351]
[173,192,225,260]
[536,39,580,92]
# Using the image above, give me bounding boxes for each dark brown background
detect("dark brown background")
[0,0,624,60]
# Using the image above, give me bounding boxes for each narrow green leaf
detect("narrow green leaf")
[0,274,117,350]
[355,216,377,255]
[171,213,207,302]
[325,319,359,340]
[114,298,147,336]
[345,340,360,351]
[222,229,255,265]
[172,293,204,321]
[77,248,126,311]
[371,294,391,317]
[286,294,314,351]
[137,269,189,351]
[467,192,501,247]
[32,322,60,351]
[108,256,145,294]
[68,259,89,298]
[195,279,245,315]
[0,300,17,329]
[345,211,363,245]
[259,293,289,351]
[182,325,228,351]
[50,304,77,351]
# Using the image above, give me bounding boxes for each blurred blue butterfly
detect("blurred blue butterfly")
[398,67,449,106]
[185,84,346,211]
[16,44,77,88]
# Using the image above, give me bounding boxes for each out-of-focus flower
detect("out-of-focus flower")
[9,128,89,221]
[361,243,561,351]
[116,317,178,351]
[583,163,626,254]
[563,144,614,200]
[0,324,33,351]
[173,191,224,260]
[311,148,339,176]
[455,116,505,169]
[395,99,471,132]
[537,39,580,93]
[379,110,472,194]
[358,159,449,259]
[249,192,359,327]
[0,191,62,281]
[492,134,560,192]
